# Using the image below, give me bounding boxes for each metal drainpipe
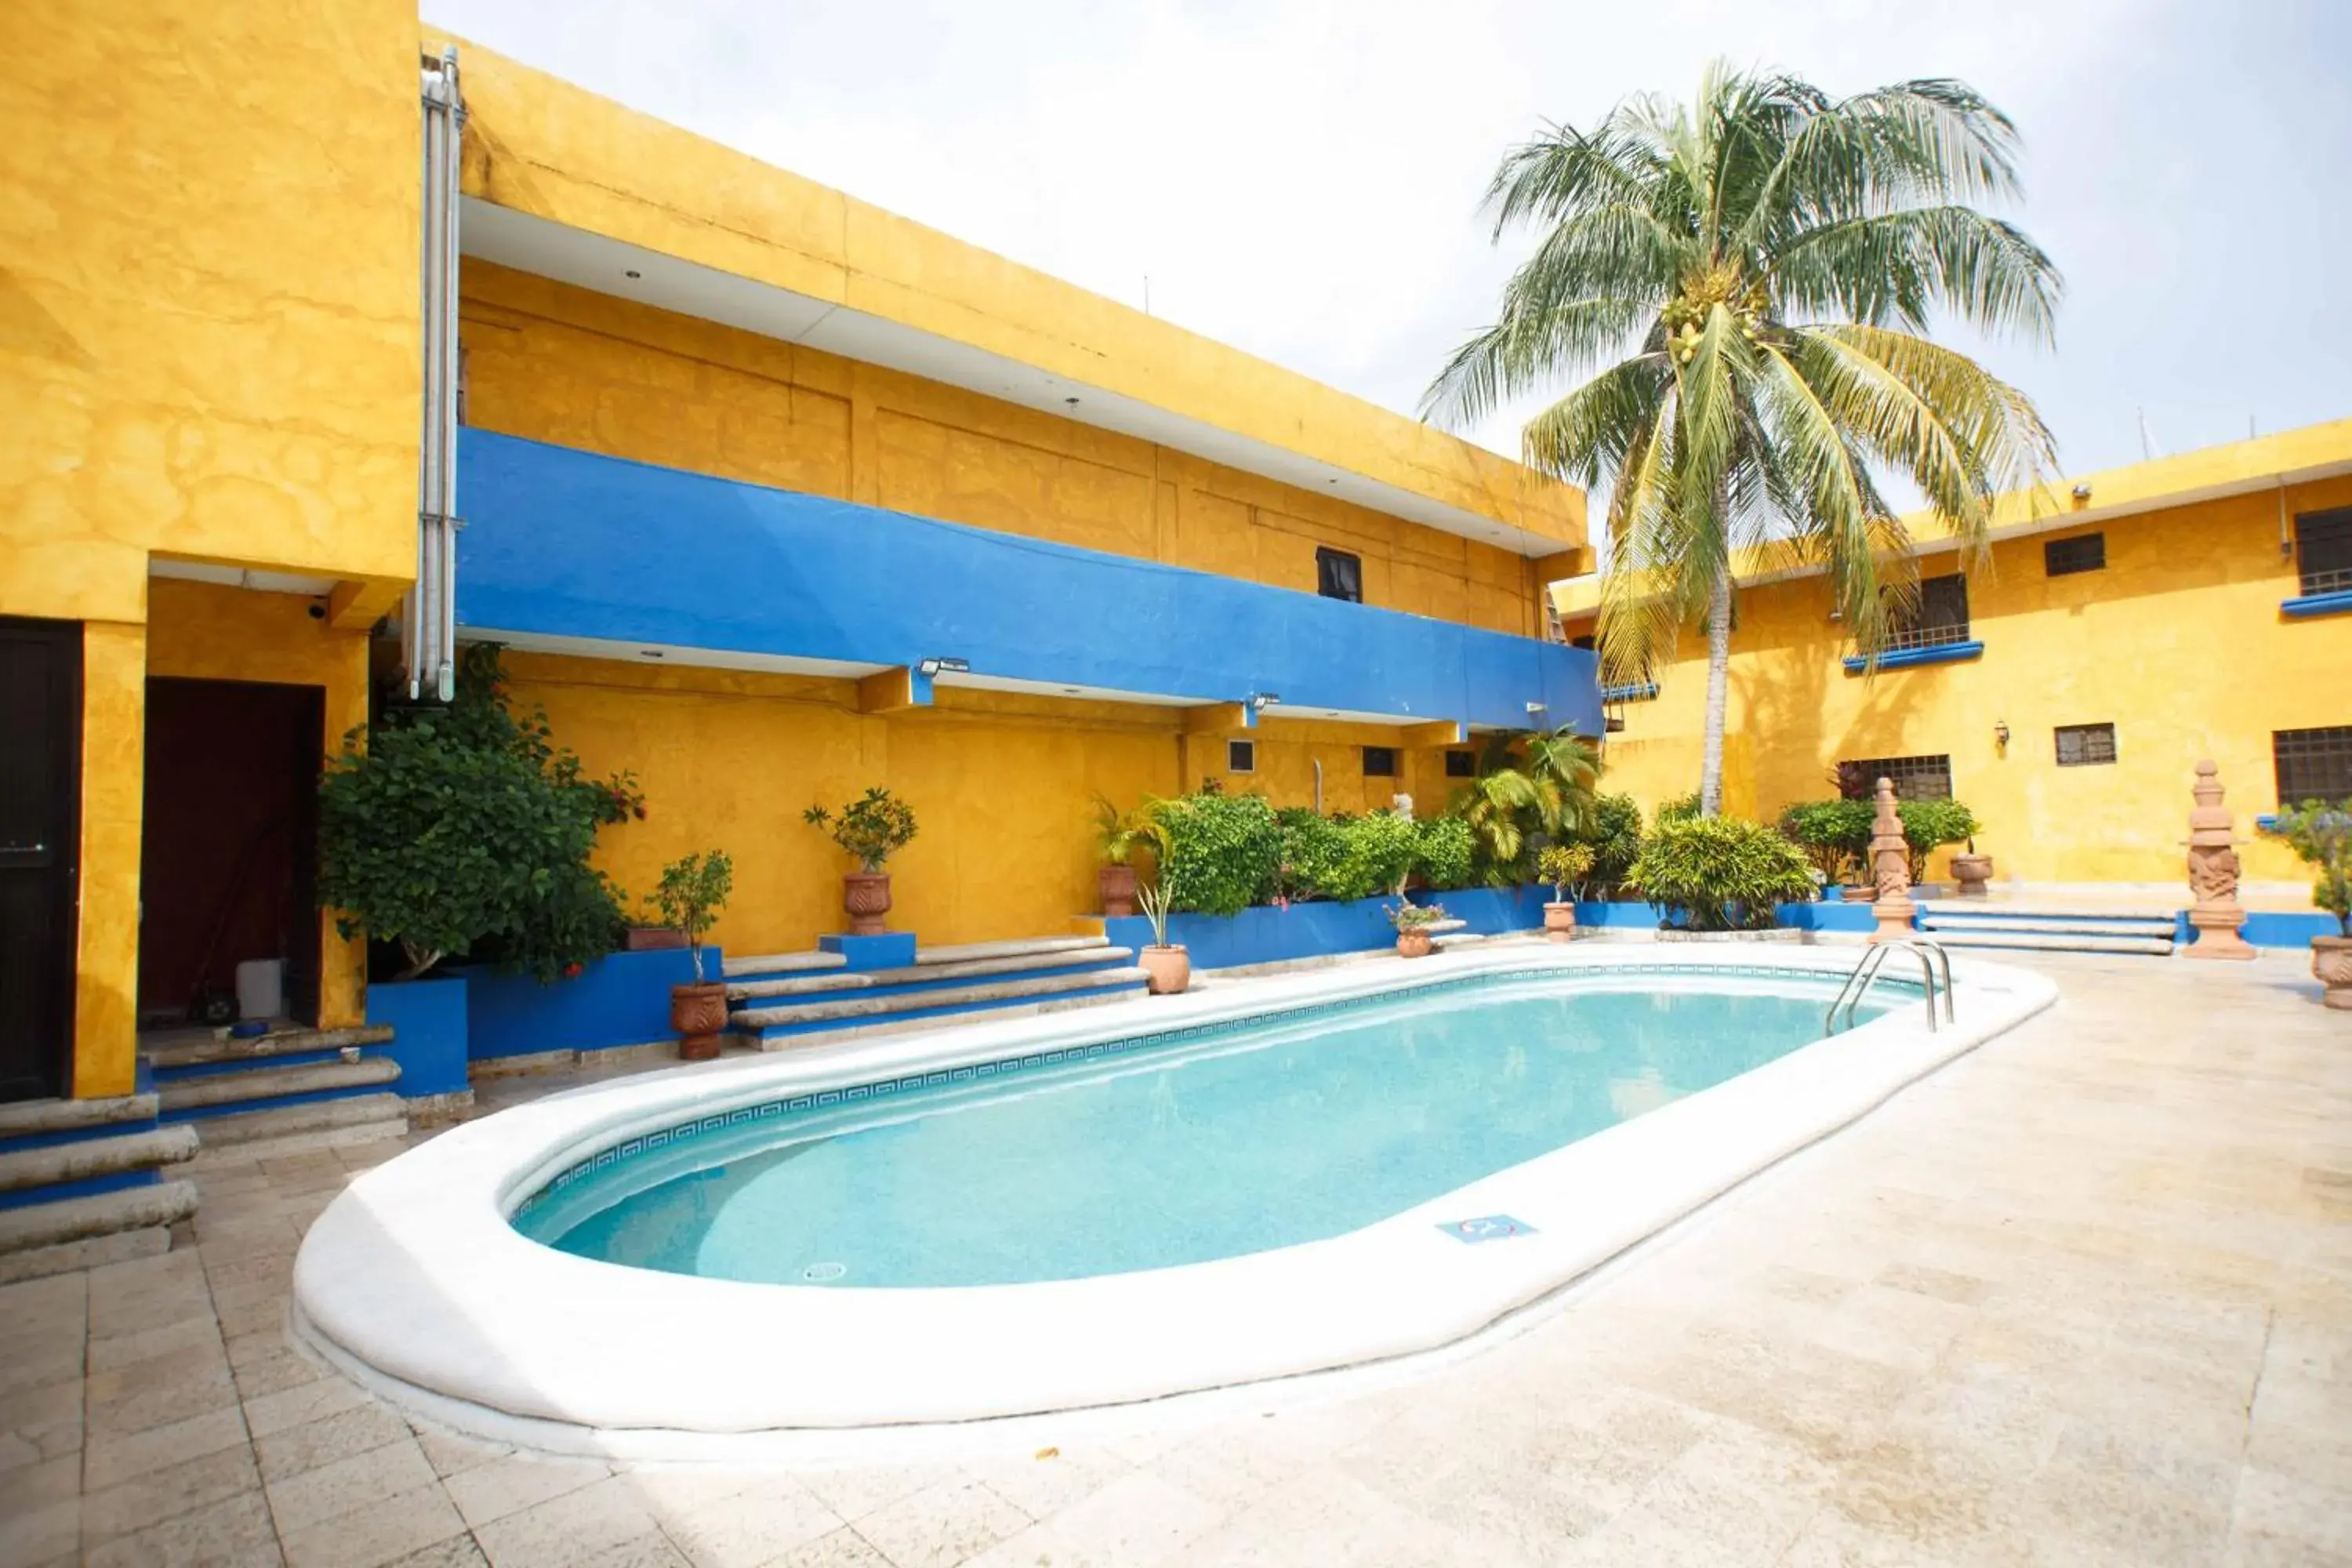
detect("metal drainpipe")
[408,46,463,702]
[1312,758,1323,815]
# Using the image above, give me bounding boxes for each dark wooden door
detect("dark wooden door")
[0,618,82,1103]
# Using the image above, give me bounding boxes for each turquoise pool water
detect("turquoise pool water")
[517,969,1884,1287]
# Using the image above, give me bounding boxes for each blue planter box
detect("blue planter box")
[365,975,471,1097]
[1106,886,1552,969]
[454,946,720,1063]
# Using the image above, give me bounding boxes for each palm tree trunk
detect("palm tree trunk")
[1699,555,1732,817]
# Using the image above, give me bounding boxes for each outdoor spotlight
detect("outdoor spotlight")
[2072,482,2093,503]
[1994,720,2011,750]
[916,656,969,677]
[1525,701,1548,716]
[1250,692,1279,711]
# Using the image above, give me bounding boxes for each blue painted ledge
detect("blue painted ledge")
[2176,910,2343,950]
[2281,589,2352,619]
[452,947,720,1064]
[1842,641,1984,673]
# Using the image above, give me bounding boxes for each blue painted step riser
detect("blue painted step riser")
[0,1167,162,1212]
[160,1083,399,1125]
[728,956,1134,1009]
[150,1047,377,1084]
[0,1116,165,1157]
[751,980,1147,1044]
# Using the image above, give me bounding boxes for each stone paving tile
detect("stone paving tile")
[81,1403,251,1493]
[265,1434,441,1535]
[958,1471,1228,1568]
[253,1402,416,1483]
[470,1472,670,1568]
[83,1489,283,1568]
[848,1476,1033,1568]
[276,1482,466,1568]
[441,1450,610,1529]
[655,1479,844,1568]
[82,1441,263,1547]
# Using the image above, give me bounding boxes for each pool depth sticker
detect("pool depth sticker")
[1437,1215,1537,1244]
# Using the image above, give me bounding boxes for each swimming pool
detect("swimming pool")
[519,972,1887,1288]
[292,946,2054,1455]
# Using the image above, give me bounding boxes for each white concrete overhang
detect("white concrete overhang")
[459,200,1565,560]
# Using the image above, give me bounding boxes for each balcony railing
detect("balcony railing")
[1842,619,1983,673]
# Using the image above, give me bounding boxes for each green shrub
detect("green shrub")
[1777,799,1874,884]
[1898,799,1980,880]
[318,645,627,981]
[1573,793,1645,892]
[1415,815,1477,891]
[1273,808,1342,902]
[1657,791,1703,825]
[1536,842,1595,901]
[804,787,918,872]
[1628,815,1817,931]
[648,850,733,983]
[1149,791,1283,916]
[2274,798,2352,936]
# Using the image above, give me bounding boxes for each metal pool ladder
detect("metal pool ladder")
[1826,940,1955,1035]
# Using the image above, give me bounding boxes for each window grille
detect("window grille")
[1316,547,1363,603]
[2054,723,2118,767]
[1839,753,1954,800]
[2044,533,2105,576]
[2295,510,2352,597]
[2274,726,2352,804]
[1226,739,1255,774]
[1362,746,1398,779]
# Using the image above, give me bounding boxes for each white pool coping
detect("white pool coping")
[291,944,2055,1459]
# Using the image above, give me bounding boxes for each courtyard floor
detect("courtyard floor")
[2,949,2347,1568]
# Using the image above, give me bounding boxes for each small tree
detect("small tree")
[804,788,918,872]
[1537,843,1596,904]
[650,851,734,983]
[2274,800,2352,938]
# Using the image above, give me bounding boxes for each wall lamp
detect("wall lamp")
[1525,701,1548,717]
[1250,692,1280,712]
[1994,720,2011,752]
[916,656,970,677]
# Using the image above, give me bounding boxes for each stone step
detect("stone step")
[0,1124,198,1196]
[0,1094,158,1145]
[730,947,1135,1002]
[1925,931,2176,956]
[754,982,1151,1050]
[913,935,1112,966]
[1915,900,2176,923]
[0,1179,198,1258]
[158,1057,401,1115]
[1920,914,2177,938]
[720,949,847,980]
[143,1023,394,1071]
[737,967,1152,1033]
[187,1093,409,1167]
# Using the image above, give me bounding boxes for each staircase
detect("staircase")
[1915,901,2178,956]
[0,1094,199,1284]
[145,1023,410,1166]
[727,935,1149,1047]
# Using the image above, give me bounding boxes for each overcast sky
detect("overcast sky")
[429,0,2350,479]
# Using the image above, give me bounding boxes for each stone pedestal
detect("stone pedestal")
[2182,760,2256,961]
[1867,777,1916,944]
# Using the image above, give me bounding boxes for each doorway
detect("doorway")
[0,619,82,1103]
[139,678,325,1028]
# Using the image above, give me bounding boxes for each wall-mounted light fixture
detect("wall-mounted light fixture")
[1994,720,2011,752]
[915,656,970,677]
[2071,482,2093,504]
[1525,701,1548,717]
[1250,692,1279,712]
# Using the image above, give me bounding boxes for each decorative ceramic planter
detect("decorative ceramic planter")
[622,925,687,952]
[2314,935,2352,1011]
[1950,854,1994,897]
[1098,864,1138,918]
[842,871,892,936]
[1138,944,1190,995]
[669,982,729,1061]
[1543,901,1577,942]
[1396,927,1433,959]
[1841,886,1875,902]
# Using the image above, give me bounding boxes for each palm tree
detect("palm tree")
[1450,728,1601,882]
[1426,62,2060,815]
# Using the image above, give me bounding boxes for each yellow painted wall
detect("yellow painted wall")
[145,581,374,1031]
[460,266,1548,634]
[505,652,1482,956]
[428,32,1583,555]
[4,0,422,1095]
[1574,470,2352,885]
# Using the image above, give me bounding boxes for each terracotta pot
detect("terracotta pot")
[1543,901,1577,942]
[1396,927,1433,959]
[842,870,892,936]
[1138,944,1190,995]
[2314,935,2352,1011]
[1098,863,1138,918]
[1949,854,1994,897]
[1841,886,1876,902]
[670,982,729,1061]
[624,924,687,951]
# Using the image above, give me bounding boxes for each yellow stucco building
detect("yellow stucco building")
[1553,420,2352,888]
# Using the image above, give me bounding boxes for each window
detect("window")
[2054,723,2118,767]
[1839,753,1954,800]
[2274,726,2352,805]
[1444,750,1475,779]
[2295,509,2352,597]
[1570,635,1596,652]
[1226,739,1256,774]
[1316,547,1363,603]
[1885,573,1971,652]
[2044,533,2105,576]
[1362,746,1398,779]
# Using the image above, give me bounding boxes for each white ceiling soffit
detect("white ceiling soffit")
[151,558,336,596]
[459,200,1559,557]
[459,628,884,681]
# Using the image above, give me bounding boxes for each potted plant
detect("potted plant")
[1536,843,1593,941]
[1949,835,1994,898]
[1389,899,1447,958]
[651,849,733,1059]
[1094,795,1145,917]
[1134,879,1189,995]
[804,788,917,935]
[2274,799,2352,1010]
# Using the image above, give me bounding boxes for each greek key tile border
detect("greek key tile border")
[512,962,1913,1223]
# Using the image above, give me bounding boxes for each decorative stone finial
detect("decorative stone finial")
[2183,758,2254,960]
[1868,775,1916,944]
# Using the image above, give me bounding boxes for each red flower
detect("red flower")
[563,961,583,980]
